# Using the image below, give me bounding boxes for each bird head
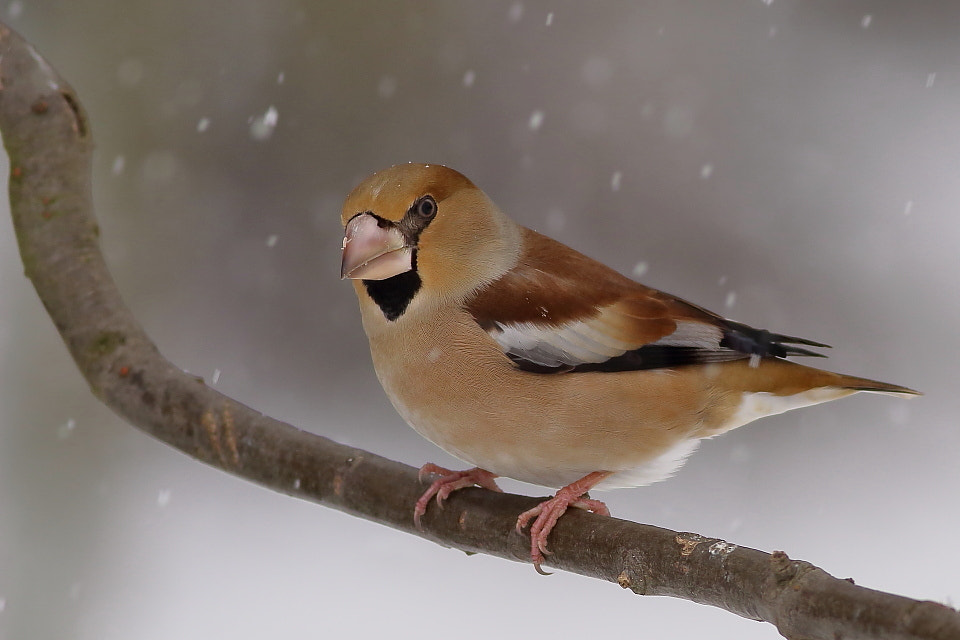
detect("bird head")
[340,163,520,310]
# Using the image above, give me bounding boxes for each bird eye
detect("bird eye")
[415,196,437,220]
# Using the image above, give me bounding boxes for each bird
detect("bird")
[339,162,919,573]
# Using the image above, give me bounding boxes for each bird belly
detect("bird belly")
[395,384,703,490]
[369,318,716,489]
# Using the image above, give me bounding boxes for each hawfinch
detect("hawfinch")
[339,163,919,572]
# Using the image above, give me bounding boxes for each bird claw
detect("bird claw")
[515,471,613,573]
[413,465,502,529]
[417,466,613,574]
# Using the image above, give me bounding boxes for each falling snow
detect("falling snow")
[211,368,222,385]
[508,3,523,23]
[904,200,914,216]
[196,117,210,133]
[725,291,737,309]
[266,234,279,248]
[57,418,76,439]
[249,105,279,141]
[700,163,714,179]
[611,171,622,191]
[157,489,172,507]
[861,14,872,28]
[111,155,125,175]
[277,71,285,84]
[926,72,936,88]
[632,262,648,278]
[7,1,22,18]
[528,110,545,131]
[462,69,476,88]
[545,12,554,26]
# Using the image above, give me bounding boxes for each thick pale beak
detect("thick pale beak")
[340,213,413,280]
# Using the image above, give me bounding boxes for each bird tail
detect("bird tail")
[716,358,922,399]
[828,373,921,398]
[702,359,920,437]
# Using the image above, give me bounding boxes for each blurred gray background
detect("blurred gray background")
[1,2,958,638]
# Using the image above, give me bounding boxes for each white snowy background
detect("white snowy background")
[1,2,958,639]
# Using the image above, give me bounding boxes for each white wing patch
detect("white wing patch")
[490,318,726,368]
[492,320,629,367]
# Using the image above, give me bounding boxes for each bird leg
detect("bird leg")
[414,464,502,529]
[515,471,613,574]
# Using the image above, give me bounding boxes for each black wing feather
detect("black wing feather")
[505,319,830,374]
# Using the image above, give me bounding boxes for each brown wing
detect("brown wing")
[466,228,828,372]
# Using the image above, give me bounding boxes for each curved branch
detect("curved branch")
[0,22,956,640]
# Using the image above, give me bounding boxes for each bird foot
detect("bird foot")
[414,464,502,529]
[515,471,612,574]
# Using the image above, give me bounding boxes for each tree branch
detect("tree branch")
[1,22,956,640]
